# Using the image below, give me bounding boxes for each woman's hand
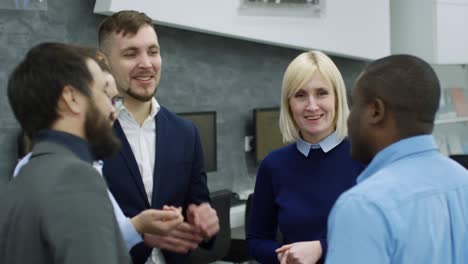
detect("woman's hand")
[276,240,322,264]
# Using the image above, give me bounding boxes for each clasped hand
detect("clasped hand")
[131,206,183,236]
[143,203,220,253]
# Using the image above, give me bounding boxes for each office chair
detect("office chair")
[189,189,232,264]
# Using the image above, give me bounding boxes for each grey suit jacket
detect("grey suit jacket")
[0,141,131,264]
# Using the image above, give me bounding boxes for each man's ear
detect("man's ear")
[367,97,386,125]
[57,85,85,115]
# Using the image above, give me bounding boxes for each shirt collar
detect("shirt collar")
[34,129,94,163]
[357,135,438,184]
[149,97,160,119]
[118,97,160,121]
[296,131,344,157]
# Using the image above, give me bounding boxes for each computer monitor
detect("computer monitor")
[178,111,217,172]
[254,107,287,163]
[450,155,468,169]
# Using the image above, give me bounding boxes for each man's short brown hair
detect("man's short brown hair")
[98,10,154,53]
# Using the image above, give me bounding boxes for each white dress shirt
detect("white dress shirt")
[118,98,159,204]
[118,97,165,264]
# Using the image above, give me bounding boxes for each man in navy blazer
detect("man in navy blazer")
[99,10,220,264]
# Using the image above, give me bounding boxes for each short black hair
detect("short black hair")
[7,42,96,138]
[356,54,440,134]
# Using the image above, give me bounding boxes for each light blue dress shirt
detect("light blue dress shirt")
[326,135,468,264]
[14,154,142,250]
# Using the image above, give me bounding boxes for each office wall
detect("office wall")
[0,0,104,184]
[0,0,367,192]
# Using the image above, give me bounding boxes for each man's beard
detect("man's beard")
[125,86,157,102]
[84,100,121,160]
[123,75,160,102]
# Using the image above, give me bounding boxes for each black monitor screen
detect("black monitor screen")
[254,107,287,163]
[450,155,468,169]
[178,111,217,172]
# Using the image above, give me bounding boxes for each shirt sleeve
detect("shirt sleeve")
[247,159,281,264]
[107,189,142,250]
[98,160,142,250]
[13,152,32,177]
[325,193,392,264]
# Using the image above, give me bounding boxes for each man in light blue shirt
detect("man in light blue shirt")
[326,54,468,264]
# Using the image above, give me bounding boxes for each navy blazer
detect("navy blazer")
[103,106,210,264]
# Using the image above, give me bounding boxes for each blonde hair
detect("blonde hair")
[279,50,349,143]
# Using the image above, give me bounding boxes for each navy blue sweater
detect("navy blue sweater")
[247,139,364,264]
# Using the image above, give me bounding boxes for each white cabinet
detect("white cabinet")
[94,0,391,60]
[391,0,468,64]
[435,117,468,125]
[434,120,468,155]
[432,65,468,155]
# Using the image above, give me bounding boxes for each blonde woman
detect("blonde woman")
[247,51,364,264]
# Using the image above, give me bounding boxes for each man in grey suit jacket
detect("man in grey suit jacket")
[0,42,131,264]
